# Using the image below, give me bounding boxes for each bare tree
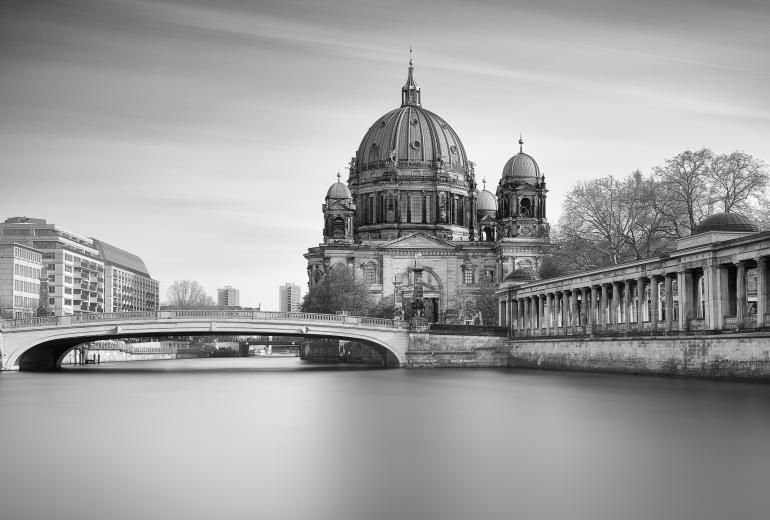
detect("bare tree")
[708,151,768,214]
[559,175,633,266]
[166,280,215,309]
[653,148,714,236]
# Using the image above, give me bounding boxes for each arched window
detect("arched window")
[519,198,531,217]
[332,217,345,238]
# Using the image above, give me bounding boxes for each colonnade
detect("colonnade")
[501,257,770,337]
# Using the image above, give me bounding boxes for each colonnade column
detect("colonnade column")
[580,288,589,331]
[538,295,545,336]
[569,289,578,333]
[545,293,553,335]
[677,270,690,332]
[599,284,608,327]
[562,292,569,335]
[589,286,598,330]
[664,274,674,332]
[636,277,645,331]
[611,282,620,326]
[757,258,768,328]
[624,280,632,331]
[650,276,660,332]
[736,262,748,325]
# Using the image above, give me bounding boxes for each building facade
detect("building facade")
[93,239,160,313]
[0,217,158,316]
[497,212,770,335]
[305,59,551,323]
[218,286,240,307]
[279,282,302,313]
[0,243,42,319]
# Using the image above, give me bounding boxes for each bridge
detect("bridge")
[0,310,410,370]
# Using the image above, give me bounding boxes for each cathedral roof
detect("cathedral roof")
[502,137,540,180]
[477,189,497,212]
[355,59,468,174]
[692,212,758,235]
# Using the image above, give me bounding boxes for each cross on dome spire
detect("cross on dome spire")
[519,133,524,153]
[336,171,341,182]
[401,47,421,106]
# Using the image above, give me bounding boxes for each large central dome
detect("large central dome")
[355,61,468,174]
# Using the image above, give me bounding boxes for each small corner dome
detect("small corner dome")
[692,212,758,235]
[477,189,497,212]
[502,152,540,180]
[504,268,538,283]
[326,181,352,199]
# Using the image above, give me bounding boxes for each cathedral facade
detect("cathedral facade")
[304,59,551,323]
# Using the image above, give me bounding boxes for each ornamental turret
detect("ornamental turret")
[496,135,549,239]
[322,172,356,244]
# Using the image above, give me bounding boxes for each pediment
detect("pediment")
[380,233,457,250]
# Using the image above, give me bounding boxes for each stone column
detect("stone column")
[570,289,578,333]
[650,276,660,332]
[515,299,521,332]
[611,282,620,325]
[599,284,608,328]
[757,258,768,328]
[636,277,645,331]
[580,287,589,331]
[737,262,748,326]
[545,293,553,335]
[664,274,674,332]
[703,265,720,330]
[589,286,598,330]
[533,295,541,335]
[677,270,690,332]
[719,264,732,327]
[561,291,569,336]
[624,280,632,331]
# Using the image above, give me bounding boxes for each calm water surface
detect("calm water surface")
[1,357,769,520]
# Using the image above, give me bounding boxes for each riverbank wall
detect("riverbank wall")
[506,333,770,380]
[405,331,509,367]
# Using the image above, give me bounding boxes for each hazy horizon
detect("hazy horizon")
[1,0,768,308]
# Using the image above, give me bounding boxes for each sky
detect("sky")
[1,0,768,309]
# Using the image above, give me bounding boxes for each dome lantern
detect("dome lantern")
[401,50,421,107]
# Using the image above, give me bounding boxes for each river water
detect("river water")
[1,357,769,520]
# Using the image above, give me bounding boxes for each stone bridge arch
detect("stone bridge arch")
[0,312,409,371]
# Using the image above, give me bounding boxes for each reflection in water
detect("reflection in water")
[1,357,769,520]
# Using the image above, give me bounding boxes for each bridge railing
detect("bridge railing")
[0,310,402,330]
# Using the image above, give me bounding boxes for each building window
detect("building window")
[49,298,55,305]
[364,264,377,285]
[464,269,474,285]
[410,194,423,223]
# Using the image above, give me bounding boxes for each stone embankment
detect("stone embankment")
[506,333,770,380]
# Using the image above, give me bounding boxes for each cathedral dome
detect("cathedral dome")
[477,189,497,212]
[502,137,540,180]
[355,61,468,174]
[326,181,352,199]
[504,268,538,283]
[692,212,758,234]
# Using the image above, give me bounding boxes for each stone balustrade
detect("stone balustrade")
[0,310,403,330]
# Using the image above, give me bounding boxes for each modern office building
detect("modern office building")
[0,243,42,319]
[279,282,302,313]
[92,239,160,313]
[0,217,105,315]
[0,217,158,316]
[218,286,240,307]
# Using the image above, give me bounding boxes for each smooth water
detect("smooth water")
[1,357,769,520]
